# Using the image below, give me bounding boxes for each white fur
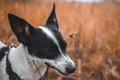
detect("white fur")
[0,44,47,80]
[0,41,6,48]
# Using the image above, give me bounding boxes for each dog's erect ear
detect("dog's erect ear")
[8,14,34,45]
[46,4,59,29]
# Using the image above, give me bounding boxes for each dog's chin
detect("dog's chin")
[45,62,70,76]
[55,68,70,76]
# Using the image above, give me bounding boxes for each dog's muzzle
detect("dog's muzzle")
[45,55,76,75]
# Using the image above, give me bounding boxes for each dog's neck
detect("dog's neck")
[8,44,47,80]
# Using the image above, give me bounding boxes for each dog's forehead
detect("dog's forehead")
[38,26,57,43]
[37,26,65,54]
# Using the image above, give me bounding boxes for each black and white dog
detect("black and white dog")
[0,4,76,80]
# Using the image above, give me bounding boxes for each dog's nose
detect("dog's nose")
[66,64,76,73]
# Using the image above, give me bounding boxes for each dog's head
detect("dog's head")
[8,4,76,75]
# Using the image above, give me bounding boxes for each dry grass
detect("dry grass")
[0,0,120,80]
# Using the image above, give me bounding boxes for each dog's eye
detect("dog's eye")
[60,41,67,50]
[64,42,67,47]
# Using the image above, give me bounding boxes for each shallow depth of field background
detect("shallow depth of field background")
[0,0,120,80]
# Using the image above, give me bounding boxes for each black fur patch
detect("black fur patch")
[0,47,9,61]
[27,28,61,59]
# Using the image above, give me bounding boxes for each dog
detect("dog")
[0,4,76,80]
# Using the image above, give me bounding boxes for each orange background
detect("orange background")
[0,0,120,80]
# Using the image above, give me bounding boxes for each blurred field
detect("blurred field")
[0,0,120,80]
